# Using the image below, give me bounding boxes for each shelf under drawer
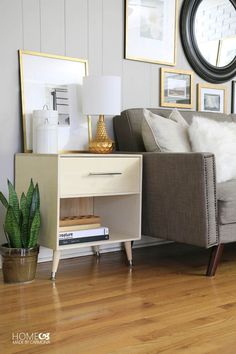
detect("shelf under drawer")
[57,233,140,250]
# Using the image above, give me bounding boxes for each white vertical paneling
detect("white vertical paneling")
[0,0,23,243]
[150,65,160,107]
[122,60,150,109]
[102,0,123,76]
[22,0,40,51]
[88,0,103,75]
[0,0,235,262]
[40,0,65,55]
[65,0,88,59]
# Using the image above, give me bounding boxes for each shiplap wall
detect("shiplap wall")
[0,0,234,262]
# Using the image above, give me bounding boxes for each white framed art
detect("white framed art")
[125,0,178,65]
[19,50,91,153]
[198,83,227,114]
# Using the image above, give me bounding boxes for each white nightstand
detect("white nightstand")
[15,154,142,279]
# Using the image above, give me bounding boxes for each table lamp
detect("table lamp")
[82,75,121,153]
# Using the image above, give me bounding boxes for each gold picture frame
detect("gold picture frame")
[125,0,178,66]
[160,68,194,109]
[198,83,227,114]
[19,50,91,153]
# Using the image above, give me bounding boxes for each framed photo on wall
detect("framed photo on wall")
[198,83,227,114]
[232,81,236,114]
[125,0,178,65]
[160,68,194,109]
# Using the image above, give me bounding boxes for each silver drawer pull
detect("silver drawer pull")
[88,172,122,176]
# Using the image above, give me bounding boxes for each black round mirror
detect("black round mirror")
[180,0,236,83]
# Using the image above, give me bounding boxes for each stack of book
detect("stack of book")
[59,215,109,245]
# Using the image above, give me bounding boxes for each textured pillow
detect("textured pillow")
[189,117,236,183]
[142,109,191,152]
[169,108,189,127]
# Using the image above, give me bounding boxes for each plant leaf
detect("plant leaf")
[28,183,40,235]
[0,192,9,209]
[4,206,22,248]
[3,225,10,247]
[20,193,29,248]
[7,180,20,224]
[26,179,34,208]
[28,209,40,248]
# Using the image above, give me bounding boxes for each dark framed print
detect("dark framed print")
[232,80,236,113]
[160,68,194,108]
[198,83,227,114]
[125,0,178,65]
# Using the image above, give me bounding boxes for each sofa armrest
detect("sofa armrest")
[142,152,219,248]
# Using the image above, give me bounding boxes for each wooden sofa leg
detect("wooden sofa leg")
[206,244,224,277]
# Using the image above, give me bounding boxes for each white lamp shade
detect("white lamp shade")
[82,76,121,115]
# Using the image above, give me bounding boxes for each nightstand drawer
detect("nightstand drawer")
[60,157,141,197]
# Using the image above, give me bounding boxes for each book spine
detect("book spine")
[59,223,101,232]
[59,227,109,239]
[59,234,109,245]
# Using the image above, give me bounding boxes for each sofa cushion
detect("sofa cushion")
[218,180,236,224]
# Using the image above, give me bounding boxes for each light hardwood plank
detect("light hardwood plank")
[2,244,236,353]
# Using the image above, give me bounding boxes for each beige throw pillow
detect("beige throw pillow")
[169,108,189,127]
[142,109,191,152]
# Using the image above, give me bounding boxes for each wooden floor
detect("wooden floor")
[1,243,236,354]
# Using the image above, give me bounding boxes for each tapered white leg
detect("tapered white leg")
[51,250,61,280]
[124,241,133,267]
[92,245,100,257]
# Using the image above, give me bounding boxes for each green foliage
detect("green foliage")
[0,179,41,249]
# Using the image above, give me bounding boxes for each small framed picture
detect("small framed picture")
[232,81,236,114]
[125,0,178,65]
[198,84,227,114]
[160,68,194,109]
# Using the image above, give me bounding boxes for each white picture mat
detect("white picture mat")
[167,78,187,99]
[126,0,176,64]
[21,52,89,152]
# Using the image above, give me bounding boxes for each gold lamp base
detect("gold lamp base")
[89,115,114,154]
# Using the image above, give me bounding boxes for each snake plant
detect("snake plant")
[0,179,40,248]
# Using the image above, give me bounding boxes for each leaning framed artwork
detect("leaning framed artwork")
[125,0,178,65]
[232,81,236,114]
[198,83,227,114]
[160,68,194,109]
[19,50,91,153]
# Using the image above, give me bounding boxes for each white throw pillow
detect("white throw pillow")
[169,108,189,127]
[142,109,191,152]
[189,117,236,183]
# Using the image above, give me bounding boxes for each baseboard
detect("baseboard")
[37,236,168,263]
[0,237,169,269]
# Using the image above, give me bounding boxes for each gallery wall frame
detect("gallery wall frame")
[160,68,194,109]
[19,50,91,153]
[232,80,236,114]
[198,83,227,114]
[125,0,178,65]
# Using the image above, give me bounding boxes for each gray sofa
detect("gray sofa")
[113,108,236,276]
